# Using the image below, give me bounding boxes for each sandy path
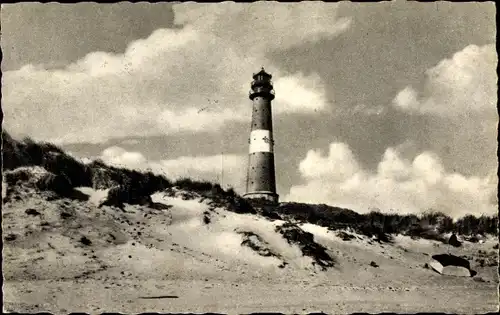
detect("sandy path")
[4,279,498,314]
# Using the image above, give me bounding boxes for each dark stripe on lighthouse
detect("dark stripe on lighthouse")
[246,152,277,193]
[250,97,273,130]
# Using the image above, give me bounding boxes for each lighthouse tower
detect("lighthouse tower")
[243,67,279,205]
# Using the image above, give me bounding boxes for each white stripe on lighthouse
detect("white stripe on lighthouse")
[249,129,273,154]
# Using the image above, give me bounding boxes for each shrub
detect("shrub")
[23,137,46,165]
[228,195,256,214]
[275,222,335,270]
[42,152,92,187]
[275,202,363,229]
[2,131,31,169]
[3,131,92,187]
[175,178,214,193]
[100,184,153,209]
[36,173,73,197]
[4,169,32,185]
[225,187,237,198]
[455,214,497,235]
[96,167,172,208]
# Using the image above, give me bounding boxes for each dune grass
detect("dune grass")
[2,129,497,241]
[275,203,498,241]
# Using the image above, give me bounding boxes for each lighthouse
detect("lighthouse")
[243,67,279,205]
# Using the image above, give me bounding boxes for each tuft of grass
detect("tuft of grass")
[275,221,335,270]
[172,178,256,214]
[4,168,32,185]
[174,178,217,193]
[36,173,73,197]
[454,214,498,236]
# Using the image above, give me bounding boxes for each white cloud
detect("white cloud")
[272,72,328,114]
[298,142,360,181]
[393,86,419,110]
[3,3,348,144]
[285,142,497,218]
[173,2,351,53]
[156,108,247,133]
[393,44,497,117]
[391,44,498,178]
[101,146,148,168]
[98,146,247,193]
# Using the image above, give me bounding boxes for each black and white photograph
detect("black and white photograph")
[1,1,498,313]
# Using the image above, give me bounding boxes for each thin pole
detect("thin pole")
[221,152,224,188]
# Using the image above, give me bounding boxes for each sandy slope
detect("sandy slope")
[2,183,498,313]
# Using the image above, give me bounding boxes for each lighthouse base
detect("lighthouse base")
[243,191,279,206]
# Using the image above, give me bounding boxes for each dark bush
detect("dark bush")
[38,141,65,154]
[3,131,92,187]
[25,208,41,216]
[336,231,355,241]
[276,202,362,229]
[100,184,153,209]
[79,236,92,246]
[23,137,46,165]
[5,234,17,241]
[100,186,126,209]
[42,152,92,187]
[453,214,497,236]
[275,222,335,270]
[228,196,257,214]
[239,231,279,258]
[88,162,171,205]
[175,178,214,193]
[407,223,446,243]
[2,131,29,169]
[90,163,133,189]
[4,169,31,185]
[36,173,73,197]
[225,187,238,198]
[203,212,211,224]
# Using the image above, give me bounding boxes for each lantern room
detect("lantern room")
[249,67,275,101]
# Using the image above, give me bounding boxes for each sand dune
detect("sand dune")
[2,177,498,313]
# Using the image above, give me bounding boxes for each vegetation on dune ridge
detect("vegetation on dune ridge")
[2,130,498,241]
[2,130,254,212]
[276,202,498,241]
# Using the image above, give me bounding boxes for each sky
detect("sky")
[2,2,498,218]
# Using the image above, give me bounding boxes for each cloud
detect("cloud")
[155,108,247,133]
[98,146,247,193]
[101,146,148,167]
[3,2,348,144]
[391,44,498,177]
[173,2,351,53]
[393,87,419,110]
[393,44,497,117]
[272,72,328,114]
[285,142,497,218]
[298,143,360,181]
